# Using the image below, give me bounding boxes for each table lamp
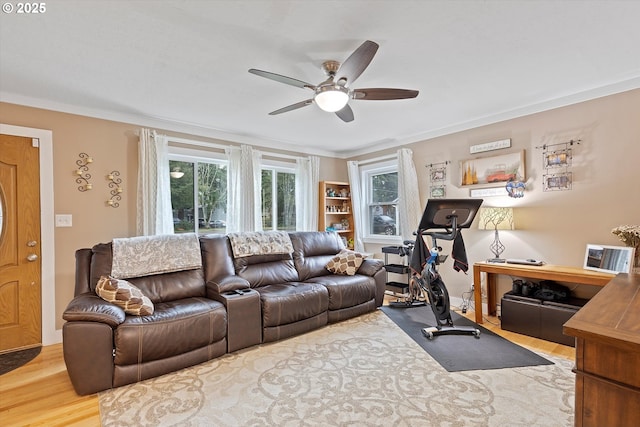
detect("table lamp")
[478,207,515,263]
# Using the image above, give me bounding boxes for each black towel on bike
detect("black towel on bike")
[409,231,429,276]
[452,231,468,273]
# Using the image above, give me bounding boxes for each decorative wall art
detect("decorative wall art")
[469,138,511,154]
[427,161,449,198]
[74,152,93,191]
[460,150,525,188]
[537,139,580,192]
[106,171,123,208]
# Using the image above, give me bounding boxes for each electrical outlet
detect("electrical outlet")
[55,214,73,227]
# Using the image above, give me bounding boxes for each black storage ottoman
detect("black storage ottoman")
[540,300,587,346]
[500,292,588,347]
[501,294,542,339]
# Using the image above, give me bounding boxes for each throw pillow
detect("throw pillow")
[326,249,365,276]
[96,275,154,316]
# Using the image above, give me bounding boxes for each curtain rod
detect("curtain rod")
[143,130,313,162]
[166,135,230,151]
[259,150,308,161]
[167,135,310,162]
[354,153,397,165]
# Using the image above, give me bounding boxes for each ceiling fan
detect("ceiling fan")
[248,40,419,123]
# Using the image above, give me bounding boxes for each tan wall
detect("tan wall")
[0,102,345,330]
[354,89,640,303]
[2,89,638,331]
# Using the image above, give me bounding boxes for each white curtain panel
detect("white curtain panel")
[226,145,262,232]
[397,148,423,241]
[347,161,365,252]
[295,155,319,231]
[251,148,263,231]
[136,128,174,236]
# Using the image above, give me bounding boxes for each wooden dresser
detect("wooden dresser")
[563,273,640,427]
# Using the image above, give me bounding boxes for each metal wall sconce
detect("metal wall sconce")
[75,152,93,191]
[106,171,123,208]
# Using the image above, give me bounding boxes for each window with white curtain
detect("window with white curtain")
[361,160,400,240]
[168,141,306,234]
[261,161,296,231]
[168,146,228,235]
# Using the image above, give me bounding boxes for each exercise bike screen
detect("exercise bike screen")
[418,199,483,230]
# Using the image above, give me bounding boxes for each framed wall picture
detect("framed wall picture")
[583,244,635,274]
[427,161,449,198]
[460,150,525,187]
[430,168,446,181]
[430,186,445,198]
[544,172,572,191]
[544,149,571,168]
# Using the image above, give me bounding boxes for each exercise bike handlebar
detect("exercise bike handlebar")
[414,214,461,242]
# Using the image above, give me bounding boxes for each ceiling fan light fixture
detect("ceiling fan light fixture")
[249,40,418,122]
[314,85,349,112]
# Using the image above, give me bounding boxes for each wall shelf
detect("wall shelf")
[318,181,354,249]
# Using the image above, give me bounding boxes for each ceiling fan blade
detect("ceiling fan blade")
[249,69,316,90]
[335,40,379,86]
[269,99,313,115]
[335,104,354,122]
[352,88,419,100]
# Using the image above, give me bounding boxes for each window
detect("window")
[169,141,302,233]
[362,161,399,239]
[169,155,227,234]
[261,164,296,231]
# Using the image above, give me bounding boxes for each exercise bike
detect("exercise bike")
[410,199,483,340]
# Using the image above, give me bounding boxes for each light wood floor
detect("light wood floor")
[0,308,575,427]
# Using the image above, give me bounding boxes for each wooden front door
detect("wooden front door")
[0,134,42,353]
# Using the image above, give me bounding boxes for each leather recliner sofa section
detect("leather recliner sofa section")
[62,231,384,395]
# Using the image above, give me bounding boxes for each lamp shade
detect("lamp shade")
[478,207,515,231]
[314,85,349,112]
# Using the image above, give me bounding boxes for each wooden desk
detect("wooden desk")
[472,262,614,324]
[563,273,640,427]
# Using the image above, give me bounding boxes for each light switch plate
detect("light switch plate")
[55,214,73,227]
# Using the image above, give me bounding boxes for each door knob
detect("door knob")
[27,254,38,262]
[27,240,38,247]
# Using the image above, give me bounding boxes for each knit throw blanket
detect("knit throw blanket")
[111,233,202,279]
[227,231,293,258]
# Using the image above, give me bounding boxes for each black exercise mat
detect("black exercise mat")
[381,305,553,372]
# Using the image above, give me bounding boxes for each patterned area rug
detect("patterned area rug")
[99,310,574,426]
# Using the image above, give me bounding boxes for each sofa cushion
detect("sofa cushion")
[308,275,377,311]
[95,276,154,316]
[89,242,207,303]
[256,282,329,327]
[289,231,345,281]
[200,234,236,283]
[234,253,299,287]
[128,269,206,303]
[325,249,365,276]
[114,297,227,365]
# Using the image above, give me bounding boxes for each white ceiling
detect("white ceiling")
[1,1,639,158]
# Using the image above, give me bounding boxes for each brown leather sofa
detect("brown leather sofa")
[63,231,384,395]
